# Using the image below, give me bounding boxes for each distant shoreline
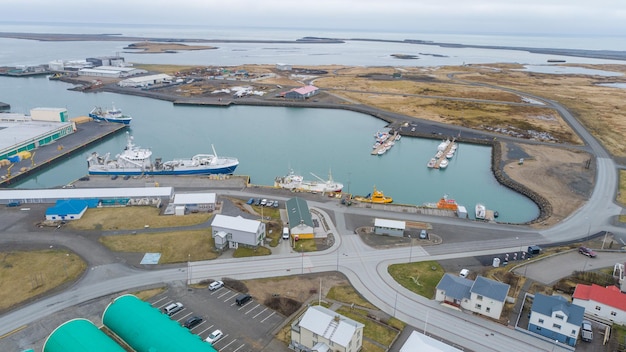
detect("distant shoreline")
[1,32,625,61]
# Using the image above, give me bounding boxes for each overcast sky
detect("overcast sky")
[3,0,624,36]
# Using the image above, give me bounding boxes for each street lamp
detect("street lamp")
[393,291,398,317]
[300,245,304,274]
[551,339,558,352]
[409,235,414,263]
[187,253,191,286]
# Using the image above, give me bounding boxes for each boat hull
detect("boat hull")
[89,114,132,125]
[88,164,238,176]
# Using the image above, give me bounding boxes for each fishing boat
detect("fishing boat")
[89,105,132,125]
[87,132,239,176]
[427,158,436,168]
[437,139,451,151]
[424,194,459,211]
[274,169,343,193]
[353,186,393,203]
[439,159,449,168]
[446,151,454,158]
[475,203,486,220]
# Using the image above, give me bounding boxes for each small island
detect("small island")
[123,42,216,53]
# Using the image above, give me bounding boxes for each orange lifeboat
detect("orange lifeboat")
[436,194,458,211]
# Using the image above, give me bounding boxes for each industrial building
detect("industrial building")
[374,218,406,237]
[78,66,147,78]
[210,214,266,250]
[0,187,173,206]
[172,192,216,214]
[284,85,319,100]
[0,108,75,161]
[118,74,173,88]
[43,318,126,352]
[285,197,314,240]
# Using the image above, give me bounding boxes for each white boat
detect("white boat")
[475,203,486,220]
[439,159,449,168]
[87,132,238,176]
[437,139,451,151]
[427,158,436,168]
[435,150,444,158]
[275,169,343,193]
[446,151,454,158]
[377,147,388,155]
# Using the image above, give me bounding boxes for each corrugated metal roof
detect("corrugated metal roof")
[573,284,626,311]
[45,199,88,216]
[293,85,318,94]
[374,218,406,230]
[211,214,260,233]
[298,306,363,348]
[286,197,313,228]
[400,330,463,352]
[43,318,126,352]
[173,192,216,204]
[0,187,173,202]
[471,276,509,302]
[102,294,216,352]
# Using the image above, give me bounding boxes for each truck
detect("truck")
[581,320,593,342]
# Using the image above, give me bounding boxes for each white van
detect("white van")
[459,269,470,278]
[282,227,290,240]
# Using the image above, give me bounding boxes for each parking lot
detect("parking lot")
[0,281,290,352]
[149,282,288,352]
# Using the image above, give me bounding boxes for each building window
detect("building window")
[572,329,576,334]
[538,319,544,324]
[555,314,564,320]
[537,326,542,331]
[486,307,491,313]
[611,311,617,316]
[477,295,483,301]
[596,306,601,311]
[475,304,482,309]
[313,333,318,339]
[553,324,562,329]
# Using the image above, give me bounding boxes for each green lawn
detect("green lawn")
[388,261,445,299]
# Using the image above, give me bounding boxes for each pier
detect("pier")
[0,121,127,187]
[429,138,457,169]
[371,131,399,155]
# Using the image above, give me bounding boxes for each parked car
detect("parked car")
[255,199,262,206]
[273,200,279,208]
[260,199,267,206]
[419,229,428,239]
[183,316,203,329]
[578,246,597,258]
[246,198,255,205]
[208,280,224,291]
[163,302,184,316]
[205,329,224,344]
[266,200,274,207]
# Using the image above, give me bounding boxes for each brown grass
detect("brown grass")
[619,170,626,206]
[0,249,86,310]
[67,207,212,231]
[99,230,217,263]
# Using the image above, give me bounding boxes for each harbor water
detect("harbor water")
[0,76,538,223]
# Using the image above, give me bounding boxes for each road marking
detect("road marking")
[252,307,267,318]
[216,336,233,349]
[245,303,260,314]
[0,325,27,339]
[260,311,276,323]
[224,293,238,302]
[152,297,168,306]
[179,311,192,322]
[198,324,214,336]
[217,290,231,299]
[232,343,246,352]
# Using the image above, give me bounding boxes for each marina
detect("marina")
[427,138,457,169]
[371,130,400,156]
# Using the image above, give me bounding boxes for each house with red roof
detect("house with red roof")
[573,284,626,324]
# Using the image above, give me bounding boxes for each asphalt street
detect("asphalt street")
[1,80,625,352]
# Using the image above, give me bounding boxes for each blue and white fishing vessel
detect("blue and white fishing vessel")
[89,105,132,125]
[87,133,239,176]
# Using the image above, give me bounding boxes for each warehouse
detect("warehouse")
[78,66,146,78]
[284,85,318,100]
[172,192,216,213]
[285,197,314,240]
[374,218,406,237]
[211,214,266,249]
[118,74,173,88]
[43,318,126,352]
[103,295,217,352]
[0,187,173,206]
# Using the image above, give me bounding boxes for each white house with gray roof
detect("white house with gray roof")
[528,293,584,347]
[210,214,265,250]
[435,274,510,319]
[291,305,364,352]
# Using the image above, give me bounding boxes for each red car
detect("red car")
[578,246,597,258]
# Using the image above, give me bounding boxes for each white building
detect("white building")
[374,218,405,237]
[210,214,265,250]
[172,192,216,213]
[399,331,462,352]
[118,74,173,88]
[291,305,364,352]
[435,274,510,320]
[573,284,626,325]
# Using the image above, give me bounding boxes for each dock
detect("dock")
[430,138,457,169]
[0,121,127,187]
[371,131,398,155]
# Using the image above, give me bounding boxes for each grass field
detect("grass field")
[67,207,212,231]
[388,261,445,299]
[99,230,217,263]
[0,249,86,311]
[326,284,377,310]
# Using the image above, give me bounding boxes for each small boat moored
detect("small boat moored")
[475,203,486,220]
[89,104,132,125]
[353,186,393,203]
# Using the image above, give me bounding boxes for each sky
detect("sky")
[2,0,625,36]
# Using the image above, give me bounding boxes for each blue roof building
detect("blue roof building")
[528,293,585,347]
[45,199,89,221]
[435,273,510,319]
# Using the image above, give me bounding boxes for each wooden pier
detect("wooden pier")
[433,138,456,169]
[371,131,398,155]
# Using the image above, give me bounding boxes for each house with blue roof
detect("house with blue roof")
[528,293,585,347]
[435,273,510,319]
[45,199,90,221]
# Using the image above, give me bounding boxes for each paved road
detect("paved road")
[1,80,624,352]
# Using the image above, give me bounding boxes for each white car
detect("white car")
[205,329,223,344]
[208,280,224,291]
[260,199,267,206]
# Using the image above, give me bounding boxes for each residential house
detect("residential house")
[435,274,510,319]
[210,214,265,250]
[528,293,584,347]
[291,305,364,352]
[573,284,626,324]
